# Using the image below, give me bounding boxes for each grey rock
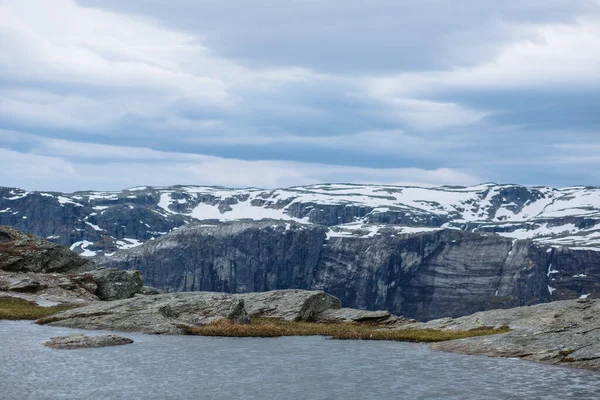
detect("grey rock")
[406,299,600,371]
[80,268,143,301]
[139,286,163,295]
[44,334,133,349]
[316,308,391,323]
[235,290,341,321]
[0,225,96,273]
[38,292,251,334]
[8,277,42,292]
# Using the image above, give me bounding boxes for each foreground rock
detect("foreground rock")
[404,299,600,371]
[236,290,341,321]
[44,334,133,349]
[0,226,143,306]
[38,292,251,334]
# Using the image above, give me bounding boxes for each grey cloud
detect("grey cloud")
[77,0,599,73]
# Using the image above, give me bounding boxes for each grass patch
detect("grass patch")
[180,318,511,343]
[0,297,75,320]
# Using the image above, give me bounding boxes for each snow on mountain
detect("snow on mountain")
[2,183,600,256]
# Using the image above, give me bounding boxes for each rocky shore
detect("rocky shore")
[404,298,600,371]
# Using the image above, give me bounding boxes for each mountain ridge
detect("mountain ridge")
[3,182,600,256]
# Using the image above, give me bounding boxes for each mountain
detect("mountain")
[2,183,600,255]
[2,183,599,320]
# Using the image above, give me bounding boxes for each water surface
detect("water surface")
[1,321,599,399]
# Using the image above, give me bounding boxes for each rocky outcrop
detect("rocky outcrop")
[82,268,143,301]
[0,226,142,305]
[0,225,95,273]
[99,222,565,321]
[235,290,341,321]
[38,292,251,334]
[405,299,600,371]
[44,334,133,349]
[37,289,352,333]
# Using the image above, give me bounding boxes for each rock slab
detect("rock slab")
[44,334,133,349]
[405,299,600,371]
[38,292,251,334]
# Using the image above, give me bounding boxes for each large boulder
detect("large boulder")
[235,289,341,321]
[78,268,143,301]
[0,226,95,273]
[38,292,251,334]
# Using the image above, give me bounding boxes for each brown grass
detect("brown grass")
[179,318,511,343]
[0,297,75,320]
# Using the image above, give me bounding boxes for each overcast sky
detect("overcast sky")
[1,0,599,191]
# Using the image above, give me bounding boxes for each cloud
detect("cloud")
[0,0,598,190]
[367,16,600,99]
[77,0,600,74]
[0,136,481,192]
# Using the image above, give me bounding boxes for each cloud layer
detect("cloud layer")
[0,0,599,191]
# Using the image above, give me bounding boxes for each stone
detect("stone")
[44,334,133,349]
[316,308,392,323]
[8,277,42,292]
[0,225,96,273]
[139,286,163,295]
[80,268,143,301]
[235,290,342,321]
[38,292,251,334]
[402,299,600,371]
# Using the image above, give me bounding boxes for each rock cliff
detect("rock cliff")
[96,220,598,320]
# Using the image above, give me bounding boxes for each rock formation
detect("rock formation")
[97,221,578,320]
[0,226,143,306]
[406,298,600,371]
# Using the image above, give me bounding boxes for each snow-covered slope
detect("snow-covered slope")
[2,183,600,256]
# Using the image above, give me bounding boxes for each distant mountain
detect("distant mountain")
[2,183,600,256]
[1,183,599,320]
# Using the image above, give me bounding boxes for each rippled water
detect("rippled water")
[1,321,599,399]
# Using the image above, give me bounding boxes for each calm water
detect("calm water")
[1,321,599,400]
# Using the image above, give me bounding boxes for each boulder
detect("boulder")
[38,292,250,334]
[78,268,143,301]
[316,308,392,323]
[0,225,96,273]
[44,334,133,349]
[235,289,341,321]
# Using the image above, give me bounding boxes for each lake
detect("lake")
[1,320,599,399]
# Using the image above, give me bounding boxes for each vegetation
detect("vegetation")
[179,318,511,343]
[0,297,74,320]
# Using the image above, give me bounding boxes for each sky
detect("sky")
[0,0,599,192]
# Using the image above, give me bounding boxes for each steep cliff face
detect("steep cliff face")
[97,221,588,321]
